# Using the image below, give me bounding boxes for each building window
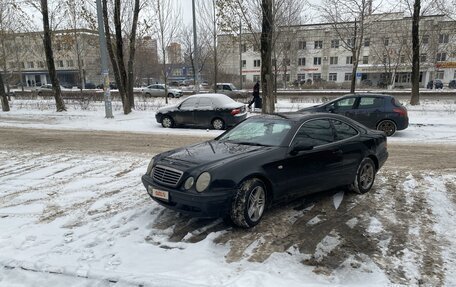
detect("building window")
[436,52,446,62]
[298,57,306,66]
[242,44,247,52]
[364,38,370,47]
[383,37,389,46]
[313,57,321,65]
[253,75,260,82]
[27,61,34,69]
[312,73,321,80]
[254,59,261,67]
[298,40,306,49]
[297,74,305,81]
[436,70,444,79]
[329,73,337,81]
[66,60,74,67]
[346,56,353,64]
[400,55,406,64]
[20,62,25,69]
[242,60,246,68]
[420,54,427,62]
[329,56,338,65]
[57,60,64,67]
[362,56,369,64]
[422,35,429,45]
[314,40,322,49]
[331,39,339,48]
[439,34,449,44]
[344,73,352,81]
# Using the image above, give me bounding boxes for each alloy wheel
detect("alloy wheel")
[247,186,265,222]
[212,119,224,130]
[359,163,374,190]
[377,120,396,136]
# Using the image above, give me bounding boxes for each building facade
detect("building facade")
[219,13,456,88]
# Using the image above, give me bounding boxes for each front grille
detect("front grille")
[152,165,183,187]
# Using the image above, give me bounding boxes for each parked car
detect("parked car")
[155,93,247,130]
[215,83,247,98]
[434,79,444,89]
[61,82,74,89]
[77,82,96,89]
[449,80,456,89]
[35,84,54,95]
[298,94,408,137]
[142,84,183,98]
[97,82,117,90]
[142,113,388,228]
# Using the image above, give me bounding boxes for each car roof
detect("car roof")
[251,112,356,123]
[340,93,394,98]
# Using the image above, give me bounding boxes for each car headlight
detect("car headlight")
[184,177,194,190]
[146,158,154,175]
[196,172,211,192]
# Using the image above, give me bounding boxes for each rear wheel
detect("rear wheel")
[349,157,376,194]
[211,118,225,130]
[377,120,397,137]
[167,93,174,98]
[161,115,174,128]
[145,92,152,97]
[230,178,267,228]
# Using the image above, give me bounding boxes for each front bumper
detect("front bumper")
[141,174,233,218]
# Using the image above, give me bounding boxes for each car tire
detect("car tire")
[348,157,376,194]
[168,93,174,98]
[161,115,174,128]
[377,120,397,137]
[145,93,152,97]
[211,118,225,130]
[230,178,267,228]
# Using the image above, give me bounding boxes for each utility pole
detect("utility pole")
[192,0,200,93]
[96,0,113,118]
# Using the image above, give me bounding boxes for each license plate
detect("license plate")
[148,186,169,201]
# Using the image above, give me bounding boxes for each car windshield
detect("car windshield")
[217,118,292,146]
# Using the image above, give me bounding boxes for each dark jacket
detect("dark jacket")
[253,82,260,98]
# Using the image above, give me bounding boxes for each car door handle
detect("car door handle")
[332,149,343,156]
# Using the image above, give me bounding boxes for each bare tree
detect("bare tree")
[410,0,421,105]
[261,0,274,114]
[317,0,376,93]
[0,70,9,112]
[152,0,181,104]
[41,0,66,112]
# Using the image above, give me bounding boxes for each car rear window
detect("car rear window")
[358,97,383,108]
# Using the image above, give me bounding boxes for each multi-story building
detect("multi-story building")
[219,13,456,88]
[1,29,101,88]
[166,42,183,64]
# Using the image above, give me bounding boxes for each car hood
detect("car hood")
[156,140,268,170]
[157,104,179,113]
[298,104,325,112]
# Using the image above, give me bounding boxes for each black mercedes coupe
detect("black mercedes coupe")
[142,113,388,228]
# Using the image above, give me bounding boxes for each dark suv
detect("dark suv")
[298,94,408,136]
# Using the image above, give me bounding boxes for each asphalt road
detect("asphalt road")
[0,127,455,170]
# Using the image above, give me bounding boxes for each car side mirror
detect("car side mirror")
[326,106,335,113]
[290,142,313,155]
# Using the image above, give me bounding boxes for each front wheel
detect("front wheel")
[348,157,376,194]
[377,120,397,137]
[211,118,225,130]
[230,178,267,228]
[167,93,174,98]
[161,115,174,128]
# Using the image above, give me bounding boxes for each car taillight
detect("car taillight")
[393,108,407,117]
[231,108,240,115]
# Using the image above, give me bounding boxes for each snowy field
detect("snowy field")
[0,97,456,286]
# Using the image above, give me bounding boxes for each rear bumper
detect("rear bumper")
[226,113,247,127]
[141,174,233,218]
[378,148,388,170]
[396,116,409,131]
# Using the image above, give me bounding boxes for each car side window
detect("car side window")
[223,85,231,91]
[293,119,334,147]
[332,120,358,141]
[180,98,199,110]
[158,85,165,90]
[358,97,383,109]
[334,98,356,110]
[197,98,213,110]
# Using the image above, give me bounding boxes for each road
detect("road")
[1,127,455,285]
[0,127,455,170]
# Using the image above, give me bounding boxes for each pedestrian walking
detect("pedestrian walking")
[248,81,260,110]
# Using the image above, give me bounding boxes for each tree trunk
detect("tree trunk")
[410,0,421,105]
[127,0,140,109]
[102,0,130,114]
[261,0,274,114]
[41,0,66,112]
[0,72,10,112]
[113,0,129,108]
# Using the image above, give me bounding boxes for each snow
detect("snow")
[0,97,456,286]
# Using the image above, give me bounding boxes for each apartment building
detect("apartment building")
[218,13,456,88]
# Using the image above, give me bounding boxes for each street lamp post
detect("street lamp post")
[96,0,113,118]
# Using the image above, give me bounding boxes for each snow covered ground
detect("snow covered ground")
[0,97,455,286]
